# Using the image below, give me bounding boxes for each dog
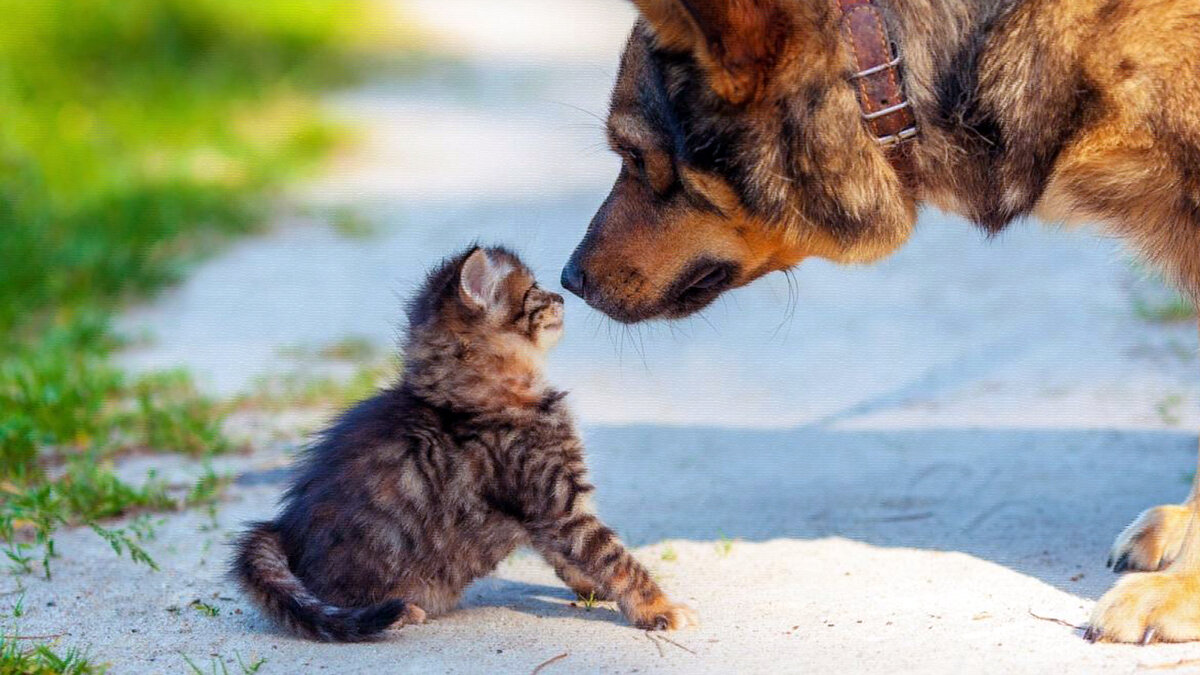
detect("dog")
[561,0,1200,644]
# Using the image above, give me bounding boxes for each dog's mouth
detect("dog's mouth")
[576,259,739,324]
[663,259,736,317]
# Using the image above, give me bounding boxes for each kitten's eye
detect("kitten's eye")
[521,284,537,307]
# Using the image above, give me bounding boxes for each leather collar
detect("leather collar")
[834,0,918,188]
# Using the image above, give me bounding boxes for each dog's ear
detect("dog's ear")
[631,0,791,105]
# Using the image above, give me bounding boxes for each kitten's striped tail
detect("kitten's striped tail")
[232,521,406,642]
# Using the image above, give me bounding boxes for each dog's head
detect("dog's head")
[562,0,917,323]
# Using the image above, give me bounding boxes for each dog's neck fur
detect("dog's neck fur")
[727,0,1033,266]
[871,0,1082,231]
[770,0,1096,265]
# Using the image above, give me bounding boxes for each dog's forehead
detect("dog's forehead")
[610,21,654,113]
[609,23,685,151]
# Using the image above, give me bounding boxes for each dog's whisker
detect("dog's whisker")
[547,100,607,124]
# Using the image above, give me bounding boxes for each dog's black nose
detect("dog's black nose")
[560,261,586,298]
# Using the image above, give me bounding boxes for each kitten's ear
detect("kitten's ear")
[459,248,511,311]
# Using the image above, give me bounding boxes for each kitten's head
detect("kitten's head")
[408,246,565,356]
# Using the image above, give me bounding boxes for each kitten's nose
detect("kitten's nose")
[560,261,586,298]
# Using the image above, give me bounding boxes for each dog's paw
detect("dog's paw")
[630,599,699,631]
[1108,504,1192,573]
[1086,569,1200,643]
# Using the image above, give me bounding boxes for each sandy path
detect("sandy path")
[13,0,1200,672]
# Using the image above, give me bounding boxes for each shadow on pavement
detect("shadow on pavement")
[581,424,1197,602]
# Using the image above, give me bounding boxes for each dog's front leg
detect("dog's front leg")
[1087,320,1200,643]
[1106,503,1194,573]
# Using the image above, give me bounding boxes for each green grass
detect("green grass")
[328,207,380,240]
[1156,393,1185,426]
[188,599,220,618]
[236,356,398,412]
[2,593,107,674]
[1128,260,1197,323]
[0,638,105,675]
[578,590,599,611]
[716,534,734,558]
[181,651,265,675]
[0,0,407,577]
[1134,295,1196,323]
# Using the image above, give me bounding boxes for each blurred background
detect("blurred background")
[4,1,1200,671]
[0,0,416,570]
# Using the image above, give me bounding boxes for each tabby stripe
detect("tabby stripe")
[411,457,438,506]
[580,525,615,563]
[558,514,593,541]
[542,464,565,515]
[600,550,624,569]
[563,479,583,513]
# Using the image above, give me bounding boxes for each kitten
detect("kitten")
[232,246,697,641]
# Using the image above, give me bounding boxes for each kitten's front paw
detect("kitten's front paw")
[1108,504,1192,572]
[631,599,699,631]
[1086,569,1200,643]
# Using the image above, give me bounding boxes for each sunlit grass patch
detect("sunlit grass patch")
[660,544,678,562]
[328,206,380,240]
[1,461,227,578]
[0,0,412,576]
[1127,260,1196,323]
[181,651,266,675]
[2,589,107,673]
[0,637,105,675]
[1134,295,1196,323]
[236,357,399,413]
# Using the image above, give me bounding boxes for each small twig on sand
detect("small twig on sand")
[1028,609,1085,630]
[645,631,666,657]
[5,633,65,640]
[1140,657,1200,671]
[530,652,568,675]
[654,633,696,655]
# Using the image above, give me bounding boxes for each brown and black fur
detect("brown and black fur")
[233,246,696,641]
[562,0,1200,644]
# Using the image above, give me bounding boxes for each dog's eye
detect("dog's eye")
[624,148,645,176]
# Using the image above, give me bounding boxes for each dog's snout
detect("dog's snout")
[560,260,586,298]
